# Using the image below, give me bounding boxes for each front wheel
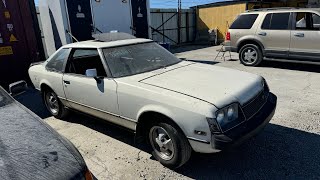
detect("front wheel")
[239,44,263,66]
[43,90,69,119]
[149,122,192,169]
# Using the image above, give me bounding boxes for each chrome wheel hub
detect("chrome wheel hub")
[243,48,257,64]
[45,92,59,115]
[149,126,175,161]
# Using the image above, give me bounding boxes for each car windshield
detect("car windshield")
[102,42,181,78]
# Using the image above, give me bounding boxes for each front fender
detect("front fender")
[136,104,214,149]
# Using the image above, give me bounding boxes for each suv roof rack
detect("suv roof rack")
[246,7,301,12]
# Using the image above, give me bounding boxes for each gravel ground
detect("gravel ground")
[17,45,320,179]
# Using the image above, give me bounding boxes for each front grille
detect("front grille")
[242,87,269,120]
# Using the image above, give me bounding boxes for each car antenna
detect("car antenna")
[66,30,79,42]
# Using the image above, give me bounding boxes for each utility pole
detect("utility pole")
[178,0,182,44]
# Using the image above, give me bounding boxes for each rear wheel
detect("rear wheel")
[43,89,69,119]
[148,122,192,169]
[239,44,263,66]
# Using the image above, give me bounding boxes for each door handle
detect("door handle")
[258,32,267,36]
[63,80,70,85]
[294,33,304,37]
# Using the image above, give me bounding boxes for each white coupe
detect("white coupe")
[29,33,277,168]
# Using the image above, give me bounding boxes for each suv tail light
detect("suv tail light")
[226,32,231,41]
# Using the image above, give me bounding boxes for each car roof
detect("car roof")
[244,7,320,14]
[62,38,153,49]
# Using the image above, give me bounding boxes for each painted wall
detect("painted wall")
[197,3,247,42]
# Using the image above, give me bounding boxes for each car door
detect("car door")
[289,11,320,61]
[256,12,291,58]
[62,48,119,120]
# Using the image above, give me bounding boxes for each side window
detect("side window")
[296,12,308,29]
[229,14,259,29]
[65,49,107,77]
[313,13,320,29]
[261,14,272,29]
[296,12,320,30]
[261,13,290,30]
[46,48,69,72]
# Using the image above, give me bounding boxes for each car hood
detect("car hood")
[140,63,264,108]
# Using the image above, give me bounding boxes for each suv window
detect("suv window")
[295,12,320,30]
[229,14,258,29]
[46,48,69,72]
[261,13,290,30]
[65,49,107,76]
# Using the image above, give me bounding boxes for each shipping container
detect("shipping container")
[39,0,151,56]
[0,0,44,89]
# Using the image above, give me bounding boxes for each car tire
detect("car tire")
[148,122,192,169]
[43,89,69,119]
[239,44,263,66]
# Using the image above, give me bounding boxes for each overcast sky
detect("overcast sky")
[34,0,222,8]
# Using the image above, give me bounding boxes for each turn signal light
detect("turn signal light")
[85,169,93,180]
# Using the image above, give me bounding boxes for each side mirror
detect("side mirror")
[85,69,98,78]
[9,80,27,96]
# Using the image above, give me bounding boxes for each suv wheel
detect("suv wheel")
[43,90,69,119]
[239,44,263,66]
[148,122,191,169]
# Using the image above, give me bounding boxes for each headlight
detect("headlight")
[227,106,235,119]
[215,103,239,131]
[216,111,225,122]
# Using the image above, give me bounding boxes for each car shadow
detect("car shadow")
[261,60,320,73]
[62,113,320,179]
[14,88,51,119]
[176,124,320,179]
[65,112,138,148]
[186,59,220,65]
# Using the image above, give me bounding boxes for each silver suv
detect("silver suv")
[225,8,320,66]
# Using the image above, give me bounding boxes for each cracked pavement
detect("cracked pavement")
[17,45,320,179]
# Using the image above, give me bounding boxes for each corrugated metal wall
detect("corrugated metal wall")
[150,8,195,45]
[196,3,247,42]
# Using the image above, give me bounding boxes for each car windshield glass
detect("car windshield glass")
[103,42,181,78]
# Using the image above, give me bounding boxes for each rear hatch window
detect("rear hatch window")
[229,14,259,29]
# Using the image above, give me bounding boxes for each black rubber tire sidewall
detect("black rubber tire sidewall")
[149,122,192,169]
[239,44,263,66]
[43,90,68,119]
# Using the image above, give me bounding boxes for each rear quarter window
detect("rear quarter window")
[46,49,69,72]
[229,14,259,29]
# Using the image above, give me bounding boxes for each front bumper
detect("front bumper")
[189,92,277,153]
[212,92,277,150]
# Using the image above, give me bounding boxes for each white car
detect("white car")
[29,34,277,168]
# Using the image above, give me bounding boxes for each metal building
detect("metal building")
[0,0,44,88]
[39,0,151,56]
